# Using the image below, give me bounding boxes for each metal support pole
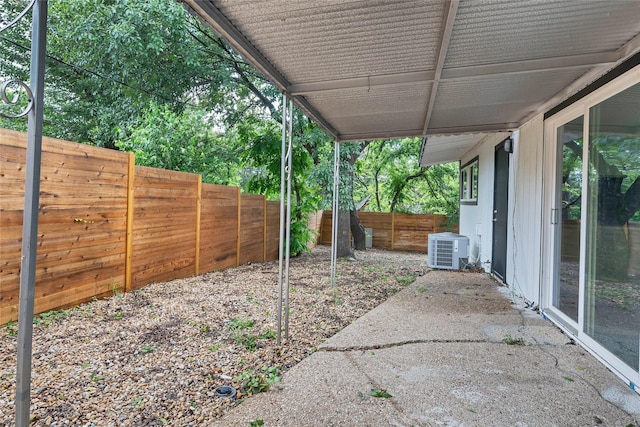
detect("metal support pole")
[15,1,47,426]
[277,96,294,343]
[284,98,293,339]
[330,142,340,287]
[276,94,287,345]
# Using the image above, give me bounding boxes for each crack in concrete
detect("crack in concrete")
[538,341,639,423]
[524,314,640,424]
[319,338,488,352]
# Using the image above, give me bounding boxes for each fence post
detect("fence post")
[391,212,395,251]
[195,175,202,276]
[125,153,135,292]
[263,196,267,262]
[236,187,241,266]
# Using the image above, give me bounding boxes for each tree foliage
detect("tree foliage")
[0,0,270,147]
[115,104,241,185]
[564,134,640,280]
[232,114,329,255]
[354,139,459,218]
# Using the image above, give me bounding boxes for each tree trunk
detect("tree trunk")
[336,209,354,258]
[594,175,630,281]
[564,141,640,281]
[338,140,371,257]
[595,225,629,281]
[350,210,367,251]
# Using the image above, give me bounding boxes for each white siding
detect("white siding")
[459,132,511,272]
[509,115,544,304]
[458,125,543,305]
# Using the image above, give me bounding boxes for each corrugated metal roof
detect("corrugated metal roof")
[420,133,487,166]
[184,0,640,163]
[445,0,640,68]
[303,83,429,139]
[430,68,590,133]
[214,1,444,83]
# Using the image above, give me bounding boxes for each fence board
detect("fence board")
[199,184,239,272]
[306,210,323,248]
[320,211,333,245]
[239,194,265,265]
[33,278,119,314]
[265,201,281,261]
[130,166,199,290]
[0,128,129,324]
[394,213,433,252]
[359,212,394,249]
[320,210,452,252]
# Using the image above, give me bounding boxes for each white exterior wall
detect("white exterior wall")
[458,122,544,305]
[454,61,640,392]
[508,115,544,304]
[459,132,511,272]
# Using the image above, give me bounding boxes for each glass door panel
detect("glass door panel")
[553,116,584,323]
[585,82,640,371]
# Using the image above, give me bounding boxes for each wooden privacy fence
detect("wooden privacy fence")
[562,220,640,276]
[0,129,282,324]
[319,211,456,252]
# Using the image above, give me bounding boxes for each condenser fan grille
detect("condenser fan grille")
[427,232,469,270]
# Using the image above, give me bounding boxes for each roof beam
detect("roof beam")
[289,70,436,95]
[292,96,341,139]
[426,122,520,135]
[620,31,640,58]
[441,51,620,80]
[337,129,425,142]
[289,51,618,96]
[422,0,459,135]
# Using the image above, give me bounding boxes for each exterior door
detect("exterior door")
[491,140,509,282]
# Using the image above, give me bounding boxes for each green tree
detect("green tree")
[0,0,274,147]
[565,135,640,280]
[116,103,241,185]
[234,114,329,256]
[354,138,459,216]
[308,141,367,256]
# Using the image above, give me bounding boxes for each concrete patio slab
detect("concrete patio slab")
[213,271,640,426]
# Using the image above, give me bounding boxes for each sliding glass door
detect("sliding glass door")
[584,82,640,371]
[546,74,640,381]
[553,115,584,324]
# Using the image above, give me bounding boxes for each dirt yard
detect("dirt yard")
[0,246,427,426]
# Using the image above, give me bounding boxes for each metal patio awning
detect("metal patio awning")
[419,133,487,166]
[183,0,640,159]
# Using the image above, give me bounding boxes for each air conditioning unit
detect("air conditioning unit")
[427,232,469,270]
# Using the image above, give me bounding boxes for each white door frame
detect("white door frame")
[541,66,640,389]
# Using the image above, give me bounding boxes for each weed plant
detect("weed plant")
[236,366,281,395]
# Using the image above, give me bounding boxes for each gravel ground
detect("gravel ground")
[0,246,427,426]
